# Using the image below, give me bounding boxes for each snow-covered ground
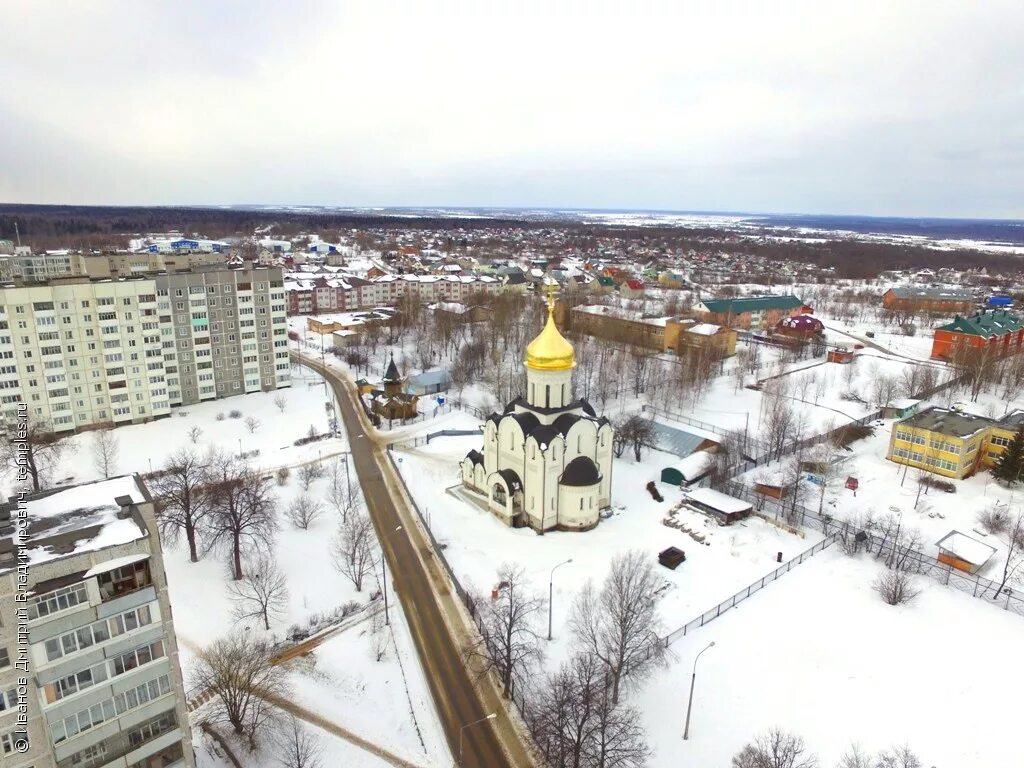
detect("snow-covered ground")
[27,364,452,768]
[396,407,1024,767]
[393,432,816,663]
[737,414,1024,572]
[3,364,343,496]
[642,547,1024,766]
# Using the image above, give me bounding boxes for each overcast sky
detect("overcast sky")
[2,1,1022,218]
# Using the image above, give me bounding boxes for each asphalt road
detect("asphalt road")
[294,353,522,768]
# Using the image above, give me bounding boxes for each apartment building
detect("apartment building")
[0,248,82,284]
[0,266,290,433]
[79,252,225,281]
[158,266,290,402]
[283,271,503,315]
[0,475,194,768]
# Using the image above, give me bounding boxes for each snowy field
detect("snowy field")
[642,547,1024,766]
[393,432,816,660]
[2,364,344,497]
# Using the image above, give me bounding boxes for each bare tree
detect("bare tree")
[151,447,212,563]
[205,451,279,580]
[1,417,67,492]
[732,729,818,768]
[190,632,289,749]
[91,428,119,478]
[874,569,920,606]
[285,494,324,530]
[569,550,664,705]
[188,425,203,444]
[226,550,289,630]
[991,511,1024,599]
[244,416,262,434]
[274,715,323,768]
[273,394,288,414]
[330,511,376,592]
[835,744,872,768]
[874,745,923,768]
[297,461,325,491]
[326,459,361,522]
[466,563,545,698]
[529,652,648,768]
[618,415,655,462]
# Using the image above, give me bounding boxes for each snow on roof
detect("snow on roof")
[83,552,150,578]
[935,530,997,565]
[684,487,752,514]
[674,450,716,481]
[889,398,921,410]
[14,475,149,569]
[686,323,722,336]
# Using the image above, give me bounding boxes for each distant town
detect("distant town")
[3,206,1024,768]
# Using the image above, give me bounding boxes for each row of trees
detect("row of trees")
[468,551,665,768]
[733,729,925,768]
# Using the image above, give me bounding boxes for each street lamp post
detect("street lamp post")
[382,525,402,626]
[237,438,242,457]
[547,558,573,641]
[459,712,497,767]
[683,641,715,740]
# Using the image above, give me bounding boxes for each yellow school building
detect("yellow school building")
[887,407,1024,479]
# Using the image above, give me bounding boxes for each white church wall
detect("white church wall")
[558,483,600,529]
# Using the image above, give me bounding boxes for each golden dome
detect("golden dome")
[525,296,575,371]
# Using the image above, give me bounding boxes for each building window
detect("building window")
[27,582,89,620]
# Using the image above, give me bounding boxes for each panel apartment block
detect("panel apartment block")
[0,267,290,432]
[0,475,195,768]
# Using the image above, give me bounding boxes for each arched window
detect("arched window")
[545,385,550,408]
[580,498,584,510]
[562,383,567,404]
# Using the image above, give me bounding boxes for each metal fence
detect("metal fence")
[660,534,839,647]
[721,480,1024,619]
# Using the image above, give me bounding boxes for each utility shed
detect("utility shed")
[935,530,997,574]
[683,487,753,525]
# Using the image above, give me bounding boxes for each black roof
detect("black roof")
[497,468,523,492]
[383,355,401,382]
[560,456,601,487]
[511,412,540,434]
[466,449,484,466]
[552,412,582,436]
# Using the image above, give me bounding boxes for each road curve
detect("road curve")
[293,352,532,768]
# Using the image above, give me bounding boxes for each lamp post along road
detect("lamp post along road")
[459,712,497,767]
[683,641,715,740]
[548,558,573,641]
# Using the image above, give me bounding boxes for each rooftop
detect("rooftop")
[0,475,149,573]
[935,530,997,566]
[898,406,993,438]
[701,294,803,314]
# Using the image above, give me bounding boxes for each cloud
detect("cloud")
[1,0,1022,217]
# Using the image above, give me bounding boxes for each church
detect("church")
[460,295,614,532]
